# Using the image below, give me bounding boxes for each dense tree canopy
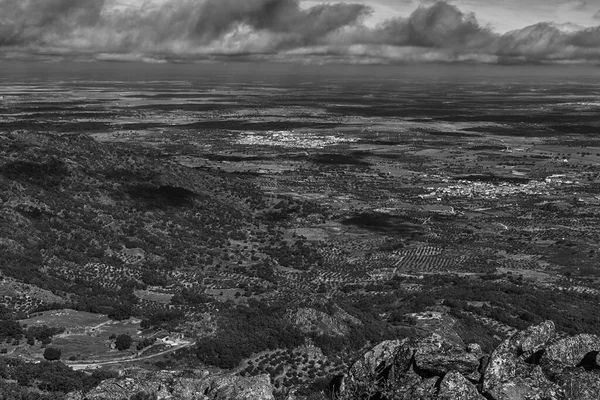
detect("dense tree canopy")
[43,347,62,361]
[115,334,133,351]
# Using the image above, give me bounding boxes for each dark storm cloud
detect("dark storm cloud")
[0,0,371,55]
[369,1,494,48]
[570,26,600,47]
[0,0,599,64]
[328,2,600,63]
[495,23,600,62]
[191,0,370,45]
[0,0,105,46]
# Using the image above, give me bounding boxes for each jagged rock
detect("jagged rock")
[339,318,600,400]
[465,344,484,382]
[514,320,555,356]
[483,339,519,392]
[438,371,485,400]
[344,333,484,399]
[467,343,482,355]
[208,374,274,400]
[390,363,430,398]
[486,364,561,400]
[488,380,549,400]
[407,311,465,345]
[542,334,600,366]
[399,376,438,400]
[477,354,489,379]
[348,363,438,400]
[465,369,482,383]
[66,376,160,400]
[349,338,415,383]
[333,305,363,326]
[483,320,555,392]
[290,307,350,336]
[66,370,274,400]
[344,338,416,398]
[554,368,600,400]
[413,334,482,376]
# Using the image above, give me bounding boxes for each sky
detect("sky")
[0,0,599,64]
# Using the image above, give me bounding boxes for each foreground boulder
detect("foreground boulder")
[486,364,561,400]
[342,333,485,399]
[344,338,416,397]
[483,320,555,392]
[414,334,483,376]
[542,334,600,367]
[438,371,485,400]
[481,319,600,400]
[553,368,600,400]
[338,318,600,400]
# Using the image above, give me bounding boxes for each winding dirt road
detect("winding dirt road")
[66,342,193,370]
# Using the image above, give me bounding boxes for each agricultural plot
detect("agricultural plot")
[238,346,345,391]
[0,276,65,313]
[18,309,151,362]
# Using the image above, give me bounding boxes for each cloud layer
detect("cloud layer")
[0,0,599,64]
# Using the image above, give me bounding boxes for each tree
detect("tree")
[108,304,132,321]
[136,337,156,351]
[0,319,23,341]
[141,271,167,286]
[43,347,61,361]
[115,334,132,351]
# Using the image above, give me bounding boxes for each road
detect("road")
[66,342,194,370]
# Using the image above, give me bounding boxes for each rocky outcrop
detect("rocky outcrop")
[66,369,274,400]
[342,334,484,399]
[486,364,561,400]
[289,306,361,337]
[344,338,416,397]
[553,368,600,400]
[407,311,465,345]
[290,308,350,336]
[206,374,274,400]
[483,320,556,392]
[438,371,484,400]
[399,375,438,400]
[338,318,600,400]
[542,334,600,367]
[414,334,482,376]
[63,317,600,400]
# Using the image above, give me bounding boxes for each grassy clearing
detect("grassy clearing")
[18,309,143,362]
[21,309,108,332]
[134,289,173,304]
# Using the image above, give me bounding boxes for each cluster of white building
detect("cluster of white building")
[419,176,579,200]
[237,130,356,149]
